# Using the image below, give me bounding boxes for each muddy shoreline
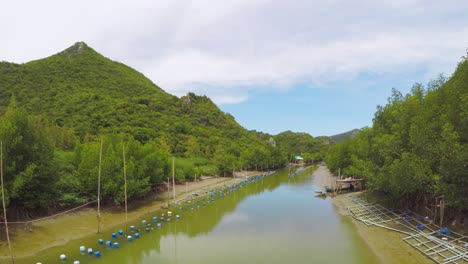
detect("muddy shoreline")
[0,173,260,260]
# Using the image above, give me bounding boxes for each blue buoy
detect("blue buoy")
[95,251,101,258]
[113,242,119,249]
[440,227,451,235]
[142,220,147,226]
[179,206,183,210]
[153,216,158,222]
[79,246,86,253]
[60,254,66,261]
[88,248,93,255]
[106,241,112,247]
[176,215,180,220]
[98,239,104,245]
[130,225,135,231]
[127,235,132,241]
[417,224,425,230]
[112,233,117,239]
[118,229,123,235]
[135,233,140,238]
[405,215,411,221]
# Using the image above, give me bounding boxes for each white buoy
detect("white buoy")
[79,246,86,252]
[60,254,66,261]
[88,248,93,254]
[73,261,80,264]
[167,211,172,217]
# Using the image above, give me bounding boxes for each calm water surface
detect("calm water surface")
[19,167,378,263]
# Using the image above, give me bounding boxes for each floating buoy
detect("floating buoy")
[113,242,119,249]
[417,224,425,230]
[142,220,147,226]
[112,233,117,239]
[153,216,158,222]
[179,206,183,210]
[130,225,135,231]
[176,215,180,220]
[95,251,101,258]
[440,227,451,235]
[73,261,80,264]
[118,229,123,235]
[135,233,140,238]
[404,215,411,221]
[60,254,67,261]
[106,241,112,247]
[127,235,132,241]
[98,238,104,244]
[157,222,162,228]
[79,246,86,252]
[167,211,172,217]
[88,248,93,255]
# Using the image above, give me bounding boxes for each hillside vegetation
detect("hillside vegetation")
[326,55,467,221]
[0,42,324,218]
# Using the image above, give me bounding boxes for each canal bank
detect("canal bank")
[312,165,432,264]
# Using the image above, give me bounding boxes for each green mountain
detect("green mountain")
[0,42,328,215]
[329,129,360,142]
[0,42,264,155]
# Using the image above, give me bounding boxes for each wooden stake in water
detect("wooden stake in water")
[1,141,15,264]
[122,143,128,232]
[172,157,176,204]
[97,138,103,233]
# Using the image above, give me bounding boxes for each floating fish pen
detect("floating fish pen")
[347,193,468,264]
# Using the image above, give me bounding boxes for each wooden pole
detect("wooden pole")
[1,141,15,264]
[172,157,176,204]
[97,138,103,233]
[122,143,128,232]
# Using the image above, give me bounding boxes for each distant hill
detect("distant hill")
[330,129,360,142]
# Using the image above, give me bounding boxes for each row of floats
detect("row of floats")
[40,171,275,263]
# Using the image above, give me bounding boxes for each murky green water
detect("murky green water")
[17,167,378,263]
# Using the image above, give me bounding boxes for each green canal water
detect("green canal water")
[18,167,379,263]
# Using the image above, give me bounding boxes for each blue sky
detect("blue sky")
[2,0,468,136]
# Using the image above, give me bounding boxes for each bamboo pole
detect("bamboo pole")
[122,143,128,233]
[172,157,176,204]
[97,138,103,233]
[1,141,15,263]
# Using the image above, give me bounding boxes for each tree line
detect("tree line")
[326,56,467,217]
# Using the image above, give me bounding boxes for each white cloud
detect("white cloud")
[1,0,468,104]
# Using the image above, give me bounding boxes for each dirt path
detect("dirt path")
[313,164,432,264]
[0,173,259,259]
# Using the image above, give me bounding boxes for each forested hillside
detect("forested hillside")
[326,55,467,217]
[0,42,324,218]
